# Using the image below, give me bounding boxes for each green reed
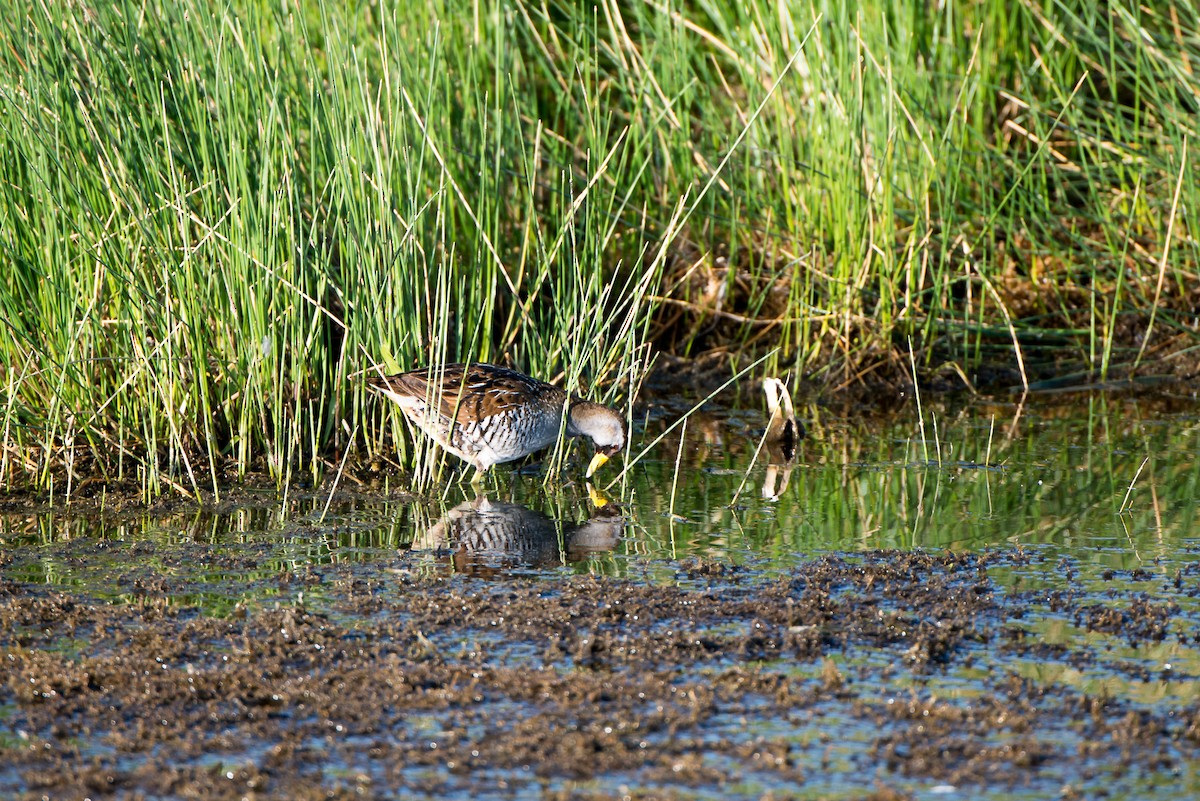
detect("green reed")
[1,0,1197,495]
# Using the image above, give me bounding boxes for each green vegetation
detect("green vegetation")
[1,0,1197,495]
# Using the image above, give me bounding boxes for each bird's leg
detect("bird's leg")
[469,466,486,486]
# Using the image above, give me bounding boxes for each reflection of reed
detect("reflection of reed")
[761,463,791,502]
[419,496,623,576]
[761,378,805,501]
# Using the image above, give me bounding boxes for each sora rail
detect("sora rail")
[368,363,625,481]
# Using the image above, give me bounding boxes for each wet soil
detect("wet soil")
[3,543,1198,800]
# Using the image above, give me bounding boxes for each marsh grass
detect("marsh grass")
[1,0,1198,496]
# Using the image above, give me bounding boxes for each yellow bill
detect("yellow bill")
[585,451,610,478]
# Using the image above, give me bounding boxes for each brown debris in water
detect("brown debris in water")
[1,549,1196,799]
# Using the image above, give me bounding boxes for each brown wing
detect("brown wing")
[368,363,563,424]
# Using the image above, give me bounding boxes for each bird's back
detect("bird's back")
[368,363,568,469]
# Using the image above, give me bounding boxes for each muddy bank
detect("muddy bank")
[3,546,1198,800]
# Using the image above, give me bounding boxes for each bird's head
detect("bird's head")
[567,401,626,478]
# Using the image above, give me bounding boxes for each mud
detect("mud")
[3,541,1197,800]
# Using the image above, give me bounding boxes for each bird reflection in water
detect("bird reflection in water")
[414,492,624,577]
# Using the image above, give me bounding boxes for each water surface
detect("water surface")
[2,395,1198,799]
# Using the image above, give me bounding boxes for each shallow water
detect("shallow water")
[2,395,1199,799]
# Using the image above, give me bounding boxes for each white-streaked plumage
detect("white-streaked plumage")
[368,363,625,478]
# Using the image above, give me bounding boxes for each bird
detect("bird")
[367,362,625,482]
